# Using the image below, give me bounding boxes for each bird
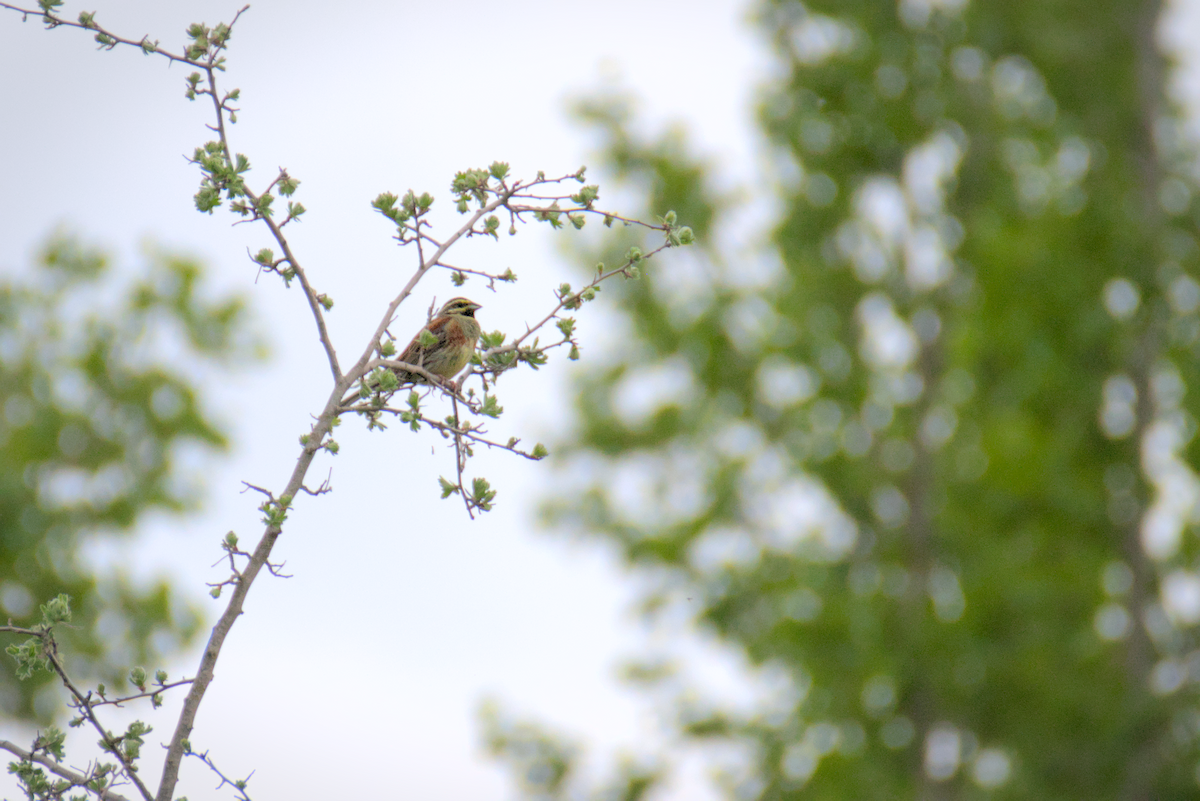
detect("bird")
[390,297,483,385]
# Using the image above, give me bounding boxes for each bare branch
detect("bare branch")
[356,404,546,461]
[154,351,354,801]
[89,679,195,709]
[187,749,255,801]
[450,397,475,519]
[299,468,334,496]
[239,482,275,499]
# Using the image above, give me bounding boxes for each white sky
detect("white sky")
[0,1,765,799]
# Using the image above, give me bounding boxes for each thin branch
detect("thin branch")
[340,358,480,411]
[199,66,343,381]
[358,405,546,461]
[156,398,336,801]
[39,644,156,801]
[450,396,474,519]
[239,481,274,499]
[298,468,334,496]
[89,679,195,709]
[0,2,212,67]
[187,749,254,801]
[459,242,673,391]
[0,739,132,801]
[432,259,515,291]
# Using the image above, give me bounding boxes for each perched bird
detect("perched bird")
[391,297,483,385]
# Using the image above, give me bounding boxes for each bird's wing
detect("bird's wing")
[398,316,454,365]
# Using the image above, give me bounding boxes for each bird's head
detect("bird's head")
[439,297,482,318]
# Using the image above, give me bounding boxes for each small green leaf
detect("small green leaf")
[41,594,72,625]
[481,394,504,418]
[373,193,398,213]
[471,477,497,511]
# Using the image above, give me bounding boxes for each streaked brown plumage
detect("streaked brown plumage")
[392,297,482,384]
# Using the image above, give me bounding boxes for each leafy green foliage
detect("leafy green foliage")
[482,701,662,801]
[480,702,580,800]
[0,234,261,721]
[529,1,1200,799]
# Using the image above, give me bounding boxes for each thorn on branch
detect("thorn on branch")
[299,468,334,497]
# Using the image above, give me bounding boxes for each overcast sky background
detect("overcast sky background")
[6,2,1200,800]
[0,1,768,799]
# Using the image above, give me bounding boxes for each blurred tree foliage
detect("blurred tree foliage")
[0,235,260,722]
[492,0,1200,798]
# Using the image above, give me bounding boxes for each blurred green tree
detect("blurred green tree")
[491,0,1200,798]
[0,235,260,722]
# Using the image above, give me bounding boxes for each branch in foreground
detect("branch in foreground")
[187,748,255,801]
[3,598,162,801]
[0,737,131,801]
[0,1,244,67]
